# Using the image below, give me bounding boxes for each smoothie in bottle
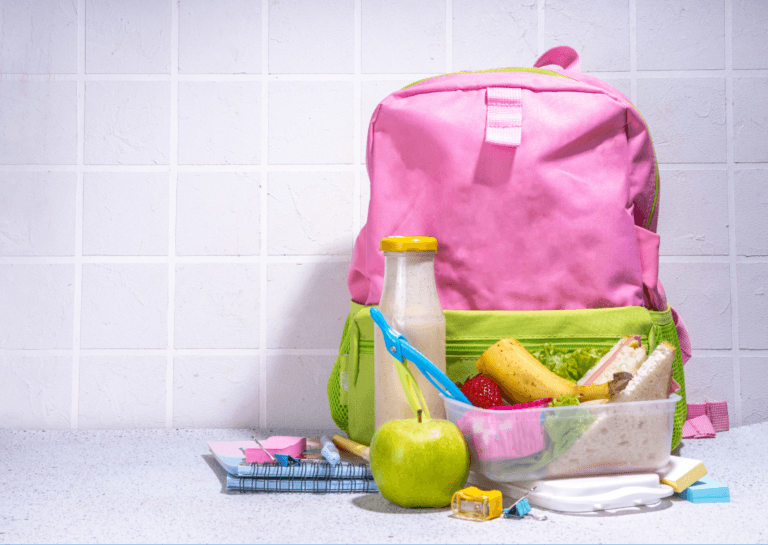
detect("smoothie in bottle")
[374,236,447,431]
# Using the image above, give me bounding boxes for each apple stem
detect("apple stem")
[417,409,422,423]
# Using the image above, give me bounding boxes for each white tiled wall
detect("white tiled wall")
[1,0,766,430]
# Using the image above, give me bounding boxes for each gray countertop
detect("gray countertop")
[1,423,766,544]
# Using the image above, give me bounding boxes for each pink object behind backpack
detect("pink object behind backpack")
[349,46,667,313]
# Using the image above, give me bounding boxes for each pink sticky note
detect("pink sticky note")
[244,448,274,464]
[208,441,257,459]
[262,436,307,456]
[243,436,307,464]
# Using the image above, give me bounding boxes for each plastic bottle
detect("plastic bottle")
[374,236,447,431]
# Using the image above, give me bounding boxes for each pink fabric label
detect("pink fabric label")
[671,307,692,364]
[485,87,522,147]
[682,414,716,439]
[683,401,729,436]
[534,45,582,72]
[687,403,707,419]
[705,401,729,431]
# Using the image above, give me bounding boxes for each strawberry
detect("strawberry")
[460,375,503,409]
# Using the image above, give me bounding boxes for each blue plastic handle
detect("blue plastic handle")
[370,308,472,406]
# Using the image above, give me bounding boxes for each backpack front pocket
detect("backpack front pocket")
[329,301,685,449]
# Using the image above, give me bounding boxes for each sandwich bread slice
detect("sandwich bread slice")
[577,335,647,386]
[611,341,676,403]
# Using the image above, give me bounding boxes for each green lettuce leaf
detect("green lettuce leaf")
[530,344,610,383]
[549,394,580,407]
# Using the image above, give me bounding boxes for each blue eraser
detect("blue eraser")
[675,476,730,503]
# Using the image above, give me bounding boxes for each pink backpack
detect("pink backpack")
[350,46,671,315]
[330,46,692,449]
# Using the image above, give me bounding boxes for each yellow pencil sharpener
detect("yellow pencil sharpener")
[451,487,503,521]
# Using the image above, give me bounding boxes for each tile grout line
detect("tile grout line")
[3,348,362,357]
[657,163,729,171]
[537,0,545,57]
[3,69,767,83]
[0,255,358,265]
[166,0,180,430]
[259,0,270,430]
[8,254,768,266]
[16,346,768,358]
[724,0,743,427]
[0,164,361,173]
[352,0,362,242]
[629,0,637,103]
[445,0,452,73]
[659,256,743,263]
[692,349,768,358]
[70,0,86,431]
[6,162,768,174]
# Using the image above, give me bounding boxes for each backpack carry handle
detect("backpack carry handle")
[534,45,581,72]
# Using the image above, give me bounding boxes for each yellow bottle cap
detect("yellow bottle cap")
[379,236,438,252]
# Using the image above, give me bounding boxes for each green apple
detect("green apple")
[369,410,470,508]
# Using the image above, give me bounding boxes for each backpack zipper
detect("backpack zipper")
[358,336,644,357]
[403,67,573,89]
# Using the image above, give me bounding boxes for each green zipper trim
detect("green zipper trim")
[403,67,574,89]
[445,338,626,355]
[402,67,661,231]
[358,336,646,356]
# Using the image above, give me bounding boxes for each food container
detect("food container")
[442,394,681,483]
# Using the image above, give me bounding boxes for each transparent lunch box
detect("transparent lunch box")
[442,393,681,483]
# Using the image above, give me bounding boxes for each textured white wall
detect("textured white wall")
[0,0,766,430]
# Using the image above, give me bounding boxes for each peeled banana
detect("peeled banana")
[475,338,632,404]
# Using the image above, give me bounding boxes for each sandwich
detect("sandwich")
[577,335,647,387]
[611,341,676,403]
[544,340,678,477]
[577,336,676,402]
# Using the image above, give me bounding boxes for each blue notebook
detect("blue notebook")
[226,475,378,493]
[209,440,377,493]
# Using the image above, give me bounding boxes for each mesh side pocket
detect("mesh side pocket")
[650,306,687,450]
[327,312,354,432]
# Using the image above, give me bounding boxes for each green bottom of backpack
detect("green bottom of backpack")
[327,301,686,451]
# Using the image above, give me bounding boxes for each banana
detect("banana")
[475,338,632,403]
